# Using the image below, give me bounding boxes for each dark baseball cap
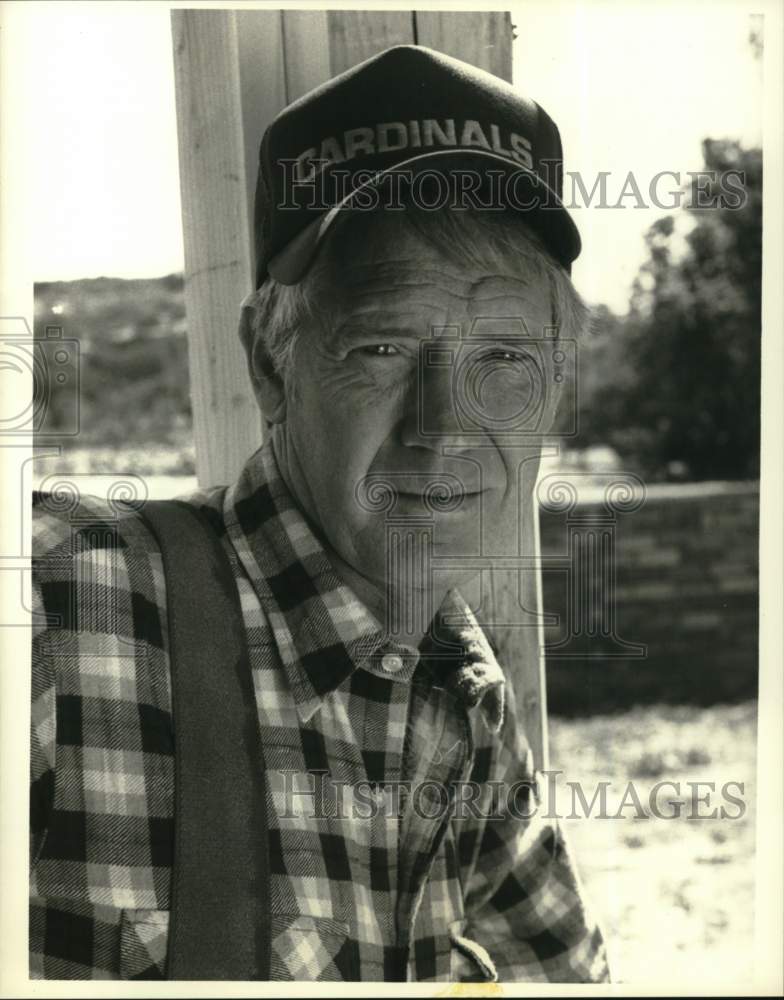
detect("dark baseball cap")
[254,44,580,287]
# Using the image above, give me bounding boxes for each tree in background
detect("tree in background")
[576,139,762,481]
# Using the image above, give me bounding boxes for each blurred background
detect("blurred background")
[26,2,761,986]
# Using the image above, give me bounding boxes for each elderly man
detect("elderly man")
[30,46,609,982]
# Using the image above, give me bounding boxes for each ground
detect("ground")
[549,702,757,985]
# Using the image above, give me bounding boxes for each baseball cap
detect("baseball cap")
[254,44,580,287]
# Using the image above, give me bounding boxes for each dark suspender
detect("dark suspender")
[137,499,271,980]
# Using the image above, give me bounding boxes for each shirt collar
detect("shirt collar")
[223,439,505,732]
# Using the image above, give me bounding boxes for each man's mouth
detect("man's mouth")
[356,470,499,514]
[395,488,482,496]
[392,486,485,506]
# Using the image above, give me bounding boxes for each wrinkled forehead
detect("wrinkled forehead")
[313,209,553,330]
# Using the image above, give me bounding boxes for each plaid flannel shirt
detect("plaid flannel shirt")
[30,438,610,982]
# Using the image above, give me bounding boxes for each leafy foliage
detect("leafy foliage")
[575,140,762,481]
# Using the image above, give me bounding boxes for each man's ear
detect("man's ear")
[237,300,287,424]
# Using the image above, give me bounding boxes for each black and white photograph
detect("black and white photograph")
[0,0,781,992]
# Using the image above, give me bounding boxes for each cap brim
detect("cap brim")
[266,148,580,285]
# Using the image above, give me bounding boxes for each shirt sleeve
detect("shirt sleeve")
[458,678,612,983]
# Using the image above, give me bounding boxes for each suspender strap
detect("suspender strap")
[137,499,271,980]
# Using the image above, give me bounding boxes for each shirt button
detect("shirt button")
[380,653,405,673]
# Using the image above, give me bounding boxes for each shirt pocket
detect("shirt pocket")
[449,918,498,983]
[120,908,169,980]
[118,910,357,982]
[270,914,356,981]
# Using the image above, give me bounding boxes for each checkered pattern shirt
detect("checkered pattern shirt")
[30,439,610,982]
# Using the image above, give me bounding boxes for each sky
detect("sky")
[17,1,763,312]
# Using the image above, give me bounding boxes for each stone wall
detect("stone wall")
[538,480,759,715]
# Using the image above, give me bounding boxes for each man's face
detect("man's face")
[278,214,556,597]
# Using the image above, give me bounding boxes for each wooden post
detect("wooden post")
[171,9,547,769]
[171,11,260,487]
[326,11,414,71]
[414,11,513,79]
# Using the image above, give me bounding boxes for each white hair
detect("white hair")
[246,205,589,390]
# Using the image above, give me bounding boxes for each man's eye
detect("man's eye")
[359,344,400,357]
[481,348,526,363]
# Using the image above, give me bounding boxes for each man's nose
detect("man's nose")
[399,352,487,451]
